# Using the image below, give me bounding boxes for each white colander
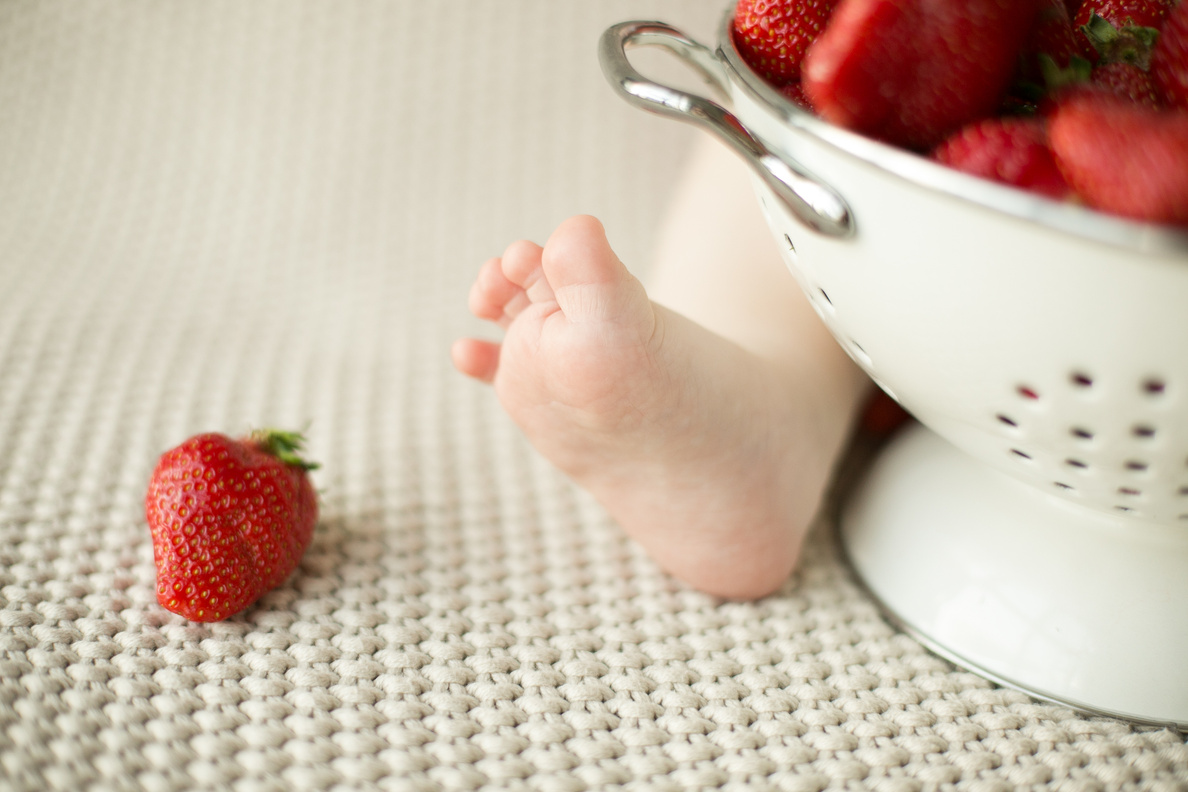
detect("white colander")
[601,10,1188,729]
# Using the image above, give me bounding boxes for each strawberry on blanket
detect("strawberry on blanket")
[145,430,319,622]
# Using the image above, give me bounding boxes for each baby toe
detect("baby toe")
[470,256,521,321]
[500,240,553,303]
[451,338,501,383]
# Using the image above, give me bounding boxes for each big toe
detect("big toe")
[542,216,647,320]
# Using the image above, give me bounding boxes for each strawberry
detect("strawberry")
[1049,91,1188,223]
[145,430,319,622]
[1021,0,1083,80]
[1006,0,1082,111]
[733,0,840,86]
[860,390,913,436]
[1074,0,1174,65]
[779,81,813,109]
[932,116,1072,198]
[802,0,1044,150]
[1152,0,1188,107]
[1030,35,1160,107]
[1091,59,1164,104]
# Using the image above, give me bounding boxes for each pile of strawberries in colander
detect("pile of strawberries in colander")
[732,0,1188,225]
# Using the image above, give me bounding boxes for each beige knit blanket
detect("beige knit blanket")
[1,3,1185,790]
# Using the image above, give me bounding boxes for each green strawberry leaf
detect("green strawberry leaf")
[251,429,320,471]
[1081,12,1161,69]
[1040,53,1094,92]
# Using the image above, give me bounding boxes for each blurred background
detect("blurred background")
[0,0,718,486]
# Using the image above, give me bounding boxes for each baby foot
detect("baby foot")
[453,216,860,599]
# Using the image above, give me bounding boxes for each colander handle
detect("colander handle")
[599,21,854,239]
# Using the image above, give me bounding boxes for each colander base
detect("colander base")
[840,423,1188,731]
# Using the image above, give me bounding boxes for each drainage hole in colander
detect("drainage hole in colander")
[1054,482,1074,490]
[1010,448,1033,460]
[1115,505,1134,513]
[996,413,1018,428]
[1065,458,1089,469]
[818,288,833,306]
[1017,385,1040,400]
[1118,487,1142,496]
[1133,424,1157,438]
[1071,371,1094,388]
[1143,377,1167,395]
[1125,460,1150,472]
[1070,426,1094,440]
[779,228,800,264]
[848,340,872,367]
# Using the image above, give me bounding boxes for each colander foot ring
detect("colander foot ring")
[840,423,1188,732]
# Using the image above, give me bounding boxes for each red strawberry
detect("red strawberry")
[1021,0,1082,80]
[733,0,840,86]
[1049,91,1188,223]
[779,81,813,109]
[1091,60,1164,104]
[1031,41,1160,108]
[145,430,319,622]
[860,390,913,436]
[802,0,1044,150]
[932,117,1072,199]
[1152,0,1188,107]
[1074,0,1174,64]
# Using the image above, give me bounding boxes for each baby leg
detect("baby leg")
[453,138,870,599]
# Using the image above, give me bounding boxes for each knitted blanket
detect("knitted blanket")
[1,3,1185,790]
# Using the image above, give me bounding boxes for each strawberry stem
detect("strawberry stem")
[1081,12,1160,69]
[251,429,320,471]
[1040,52,1093,91]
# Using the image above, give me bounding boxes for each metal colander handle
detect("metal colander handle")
[598,21,854,239]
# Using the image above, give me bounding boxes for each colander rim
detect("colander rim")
[713,4,1188,256]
